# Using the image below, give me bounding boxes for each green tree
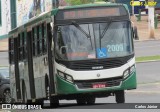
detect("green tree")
[65,0,107,5]
[65,0,92,5]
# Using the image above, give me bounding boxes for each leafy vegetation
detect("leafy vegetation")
[65,0,108,5]
[136,55,160,62]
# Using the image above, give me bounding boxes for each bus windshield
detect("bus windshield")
[55,21,133,61]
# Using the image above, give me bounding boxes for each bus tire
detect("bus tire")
[50,96,59,108]
[86,97,96,105]
[115,90,125,103]
[76,98,86,105]
[35,99,44,104]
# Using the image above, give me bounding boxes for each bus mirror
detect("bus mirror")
[60,46,68,54]
[132,26,139,40]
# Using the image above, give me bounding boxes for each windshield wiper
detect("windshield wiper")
[100,22,112,39]
[99,21,112,49]
[72,21,93,49]
[72,21,91,39]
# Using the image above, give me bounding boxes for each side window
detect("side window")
[42,23,47,53]
[39,24,43,54]
[9,38,14,64]
[32,28,36,56]
[37,26,40,55]
[18,34,21,61]
[17,32,25,61]
[22,32,26,60]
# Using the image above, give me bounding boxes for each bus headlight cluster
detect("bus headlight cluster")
[58,71,74,83]
[123,65,135,79]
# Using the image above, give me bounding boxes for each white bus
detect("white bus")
[8,3,137,107]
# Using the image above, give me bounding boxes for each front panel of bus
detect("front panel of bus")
[54,5,137,94]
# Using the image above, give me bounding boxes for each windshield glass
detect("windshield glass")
[0,68,9,79]
[55,21,133,61]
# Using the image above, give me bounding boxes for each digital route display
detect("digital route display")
[56,6,127,20]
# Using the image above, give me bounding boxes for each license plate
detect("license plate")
[93,83,106,88]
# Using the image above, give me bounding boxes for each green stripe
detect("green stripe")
[136,55,160,63]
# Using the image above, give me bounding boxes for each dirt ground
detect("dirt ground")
[0,15,160,51]
[131,15,160,41]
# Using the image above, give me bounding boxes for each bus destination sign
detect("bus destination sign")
[64,7,120,19]
[56,6,127,20]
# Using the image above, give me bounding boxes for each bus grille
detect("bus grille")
[55,54,134,71]
[69,59,125,70]
[74,77,122,89]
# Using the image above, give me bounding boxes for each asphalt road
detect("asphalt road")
[134,40,160,57]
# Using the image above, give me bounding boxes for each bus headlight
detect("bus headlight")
[66,74,73,83]
[130,65,136,74]
[123,69,130,79]
[58,72,65,78]
[58,71,74,83]
[123,65,135,79]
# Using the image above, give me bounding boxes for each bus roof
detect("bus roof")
[8,3,128,37]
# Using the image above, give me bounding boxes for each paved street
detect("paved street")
[135,40,160,57]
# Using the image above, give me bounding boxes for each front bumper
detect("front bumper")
[56,71,137,95]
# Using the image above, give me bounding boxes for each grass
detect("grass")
[136,55,160,62]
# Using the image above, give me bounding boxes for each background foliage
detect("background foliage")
[65,0,108,5]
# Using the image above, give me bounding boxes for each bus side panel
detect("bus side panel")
[10,65,17,101]
[26,31,36,100]
[23,61,31,100]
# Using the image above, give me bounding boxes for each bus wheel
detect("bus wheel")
[115,90,125,103]
[76,98,86,105]
[86,96,96,105]
[50,96,59,108]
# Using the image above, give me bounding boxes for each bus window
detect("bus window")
[18,34,21,61]
[39,24,43,54]
[19,33,24,61]
[9,38,14,64]
[32,28,35,56]
[37,26,40,55]
[22,32,25,60]
[42,23,47,53]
